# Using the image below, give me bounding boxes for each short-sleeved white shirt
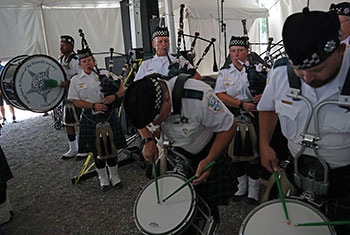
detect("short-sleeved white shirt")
[214,63,252,101]
[68,70,115,104]
[258,48,350,169]
[58,52,81,81]
[160,77,234,154]
[134,54,193,81]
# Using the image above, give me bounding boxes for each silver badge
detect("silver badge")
[324,40,336,53]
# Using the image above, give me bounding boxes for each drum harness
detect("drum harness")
[158,73,205,177]
[286,62,350,205]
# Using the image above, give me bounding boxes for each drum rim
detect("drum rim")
[0,55,29,110]
[133,173,197,235]
[239,198,336,234]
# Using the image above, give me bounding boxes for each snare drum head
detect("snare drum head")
[134,174,196,234]
[240,199,335,235]
[14,55,66,112]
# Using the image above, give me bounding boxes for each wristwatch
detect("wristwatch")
[239,101,244,109]
[141,137,155,145]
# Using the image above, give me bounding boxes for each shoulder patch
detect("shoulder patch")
[273,57,289,69]
[207,94,223,113]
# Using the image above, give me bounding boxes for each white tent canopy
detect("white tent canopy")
[267,0,347,44]
[0,0,346,74]
[0,0,124,68]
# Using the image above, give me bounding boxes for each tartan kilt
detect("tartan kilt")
[176,135,238,207]
[193,155,238,207]
[78,109,127,154]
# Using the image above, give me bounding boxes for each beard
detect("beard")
[305,66,341,88]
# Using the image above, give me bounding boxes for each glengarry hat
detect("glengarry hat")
[77,48,93,60]
[329,2,350,16]
[152,26,169,40]
[124,74,163,129]
[60,35,75,46]
[229,36,249,48]
[282,8,341,69]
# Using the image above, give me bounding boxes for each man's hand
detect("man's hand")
[142,141,159,162]
[253,94,262,104]
[192,158,212,185]
[260,145,279,173]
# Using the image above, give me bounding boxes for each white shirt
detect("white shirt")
[214,63,252,101]
[258,47,350,169]
[134,54,193,81]
[68,70,117,104]
[342,36,350,45]
[58,52,81,81]
[160,77,234,154]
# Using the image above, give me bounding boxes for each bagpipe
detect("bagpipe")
[241,19,274,97]
[166,4,218,78]
[78,29,123,108]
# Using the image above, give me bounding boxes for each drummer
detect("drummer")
[215,36,261,204]
[124,73,238,223]
[67,48,127,190]
[258,8,350,235]
[58,35,84,160]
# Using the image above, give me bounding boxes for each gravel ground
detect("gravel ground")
[0,115,257,235]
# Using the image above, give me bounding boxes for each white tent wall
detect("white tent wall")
[168,0,269,75]
[267,0,347,44]
[0,7,46,61]
[43,8,124,68]
[0,3,124,70]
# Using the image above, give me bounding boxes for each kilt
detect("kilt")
[326,164,350,235]
[175,135,238,207]
[285,159,350,235]
[78,109,127,154]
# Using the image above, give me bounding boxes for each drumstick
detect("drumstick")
[162,161,216,203]
[152,159,160,204]
[273,170,290,224]
[295,220,350,227]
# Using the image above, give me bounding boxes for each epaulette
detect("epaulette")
[273,57,289,69]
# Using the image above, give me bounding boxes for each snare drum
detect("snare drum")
[239,198,336,235]
[134,173,217,234]
[0,55,66,112]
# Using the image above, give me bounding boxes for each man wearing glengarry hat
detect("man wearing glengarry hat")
[258,8,350,235]
[58,35,84,160]
[134,26,201,81]
[124,73,238,225]
[330,2,350,45]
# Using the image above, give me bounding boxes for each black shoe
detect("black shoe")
[232,194,245,201]
[114,181,123,189]
[245,197,259,205]
[61,155,75,160]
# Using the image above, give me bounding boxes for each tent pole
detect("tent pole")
[39,3,49,55]
[163,0,176,54]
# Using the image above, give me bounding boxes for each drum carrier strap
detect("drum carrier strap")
[171,73,204,116]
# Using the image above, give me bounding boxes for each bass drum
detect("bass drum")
[0,55,66,113]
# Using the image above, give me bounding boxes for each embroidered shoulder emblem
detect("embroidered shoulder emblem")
[207,95,223,113]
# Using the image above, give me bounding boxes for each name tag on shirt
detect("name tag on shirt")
[77,83,87,90]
